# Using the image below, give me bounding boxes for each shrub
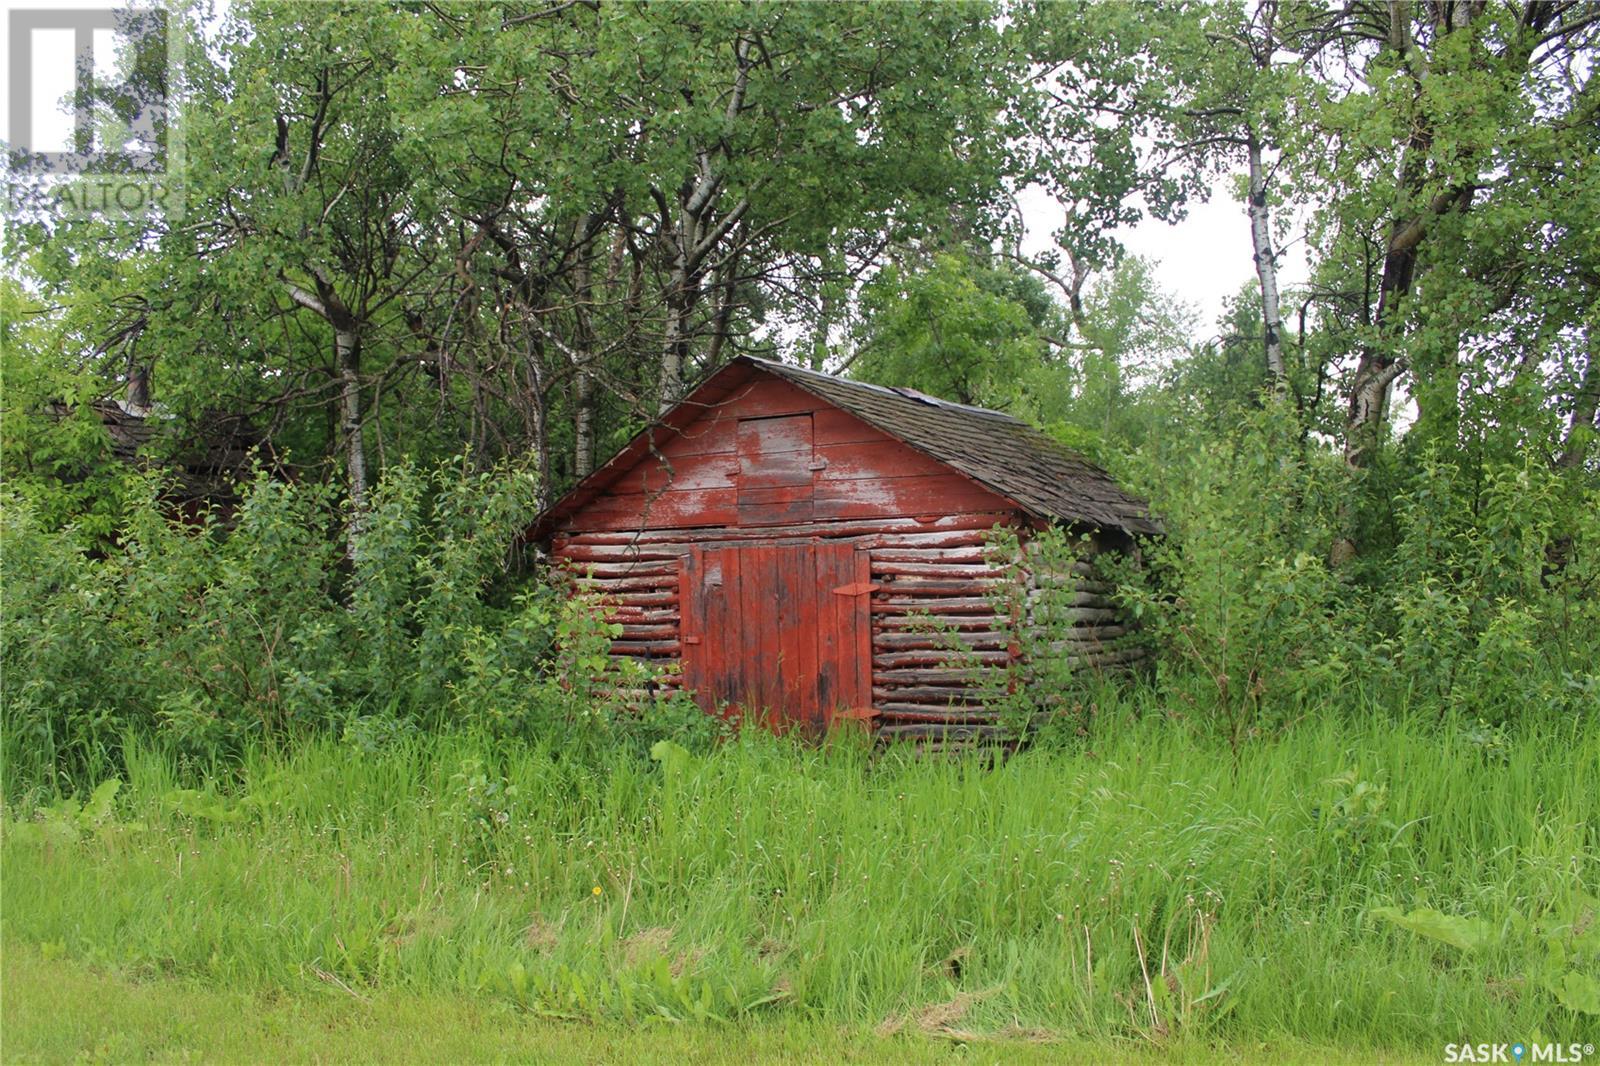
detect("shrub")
[1,456,717,796]
[1108,405,1354,748]
[1378,454,1600,722]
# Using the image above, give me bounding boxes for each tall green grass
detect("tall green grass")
[4,707,1597,1048]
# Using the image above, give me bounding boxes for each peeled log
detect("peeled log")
[1028,607,1121,624]
[1026,589,1113,608]
[617,624,678,640]
[603,607,677,625]
[1074,646,1149,666]
[871,547,997,565]
[872,684,983,702]
[873,630,1009,651]
[875,614,1005,631]
[581,574,678,593]
[559,544,683,563]
[871,597,1002,615]
[1035,646,1149,669]
[1032,624,1128,644]
[873,649,1011,669]
[610,640,681,656]
[1029,576,1114,594]
[878,577,1005,595]
[874,666,990,685]
[872,561,999,578]
[875,704,996,723]
[567,560,680,578]
[1021,544,1104,567]
[600,590,678,607]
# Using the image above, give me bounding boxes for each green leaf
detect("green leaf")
[1553,971,1600,1016]
[82,779,121,824]
[650,739,692,781]
[1370,906,1495,952]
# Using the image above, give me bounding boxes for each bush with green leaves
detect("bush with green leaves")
[1377,454,1600,723]
[0,281,145,542]
[1084,399,1598,745]
[969,525,1139,745]
[0,456,716,797]
[1105,404,1354,748]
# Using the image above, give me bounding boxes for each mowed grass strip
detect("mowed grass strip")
[1,943,1433,1065]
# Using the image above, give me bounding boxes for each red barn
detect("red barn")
[530,357,1158,741]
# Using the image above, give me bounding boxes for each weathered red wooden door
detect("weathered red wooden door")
[681,542,871,733]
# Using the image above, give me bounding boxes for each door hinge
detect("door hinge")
[833,706,879,721]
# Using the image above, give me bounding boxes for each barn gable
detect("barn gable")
[531,357,1154,742]
[535,362,1025,537]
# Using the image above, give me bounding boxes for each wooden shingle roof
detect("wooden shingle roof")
[746,358,1160,536]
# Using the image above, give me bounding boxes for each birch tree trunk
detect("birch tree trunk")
[573,367,596,478]
[653,36,752,414]
[571,223,598,478]
[658,264,690,415]
[126,362,152,414]
[1246,134,1287,390]
[335,326,367,532]
[1329,1,1429,567]
[705,247,741,370]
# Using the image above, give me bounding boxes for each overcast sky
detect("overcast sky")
[1015,180,1311,340]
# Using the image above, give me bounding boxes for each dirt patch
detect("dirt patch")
[521,915,561,953]
[914,991,975,1033]
[620,926,674,966]
[670,946,706,978]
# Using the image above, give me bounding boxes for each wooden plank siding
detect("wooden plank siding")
[546,379,1008,535]
[545,367,1145,742]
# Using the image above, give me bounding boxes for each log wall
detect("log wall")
[552,514,1145,740]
